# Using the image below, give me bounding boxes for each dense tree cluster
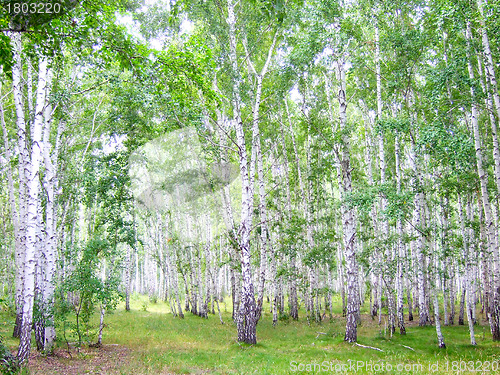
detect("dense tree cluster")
[0,0,499,367]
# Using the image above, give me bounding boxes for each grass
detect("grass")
[1,294,499,374]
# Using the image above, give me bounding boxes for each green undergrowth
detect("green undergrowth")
[0,294,499,374]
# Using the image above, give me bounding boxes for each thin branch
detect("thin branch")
[401,345,415,351]
[197,130,238,154]
[70,79,111,96]
[354,343,384,352]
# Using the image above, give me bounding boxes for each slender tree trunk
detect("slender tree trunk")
[277,119,297,322]
[125,212,138,312]
[459,286,466,326]
[97,304,105,346]
[406,277,414,322]
[0,64,23,339]
[409,139,430,326]
[17,55,50,364]
[335,57,360,343]
[359,101,379,321]
[375,21,394,333]
[458,194,476,344]
[245,35,277,323]
[448,260,456,325]
[433,285,446,348]
[466,21,500,340]
[170,244,184,318]
[215,111,240,322]
[226,0,257,344]
[40,67,57,353]
[9,31,28,340]
[125,244,132,311]
[395,135,406,334]
[285,100,303,320]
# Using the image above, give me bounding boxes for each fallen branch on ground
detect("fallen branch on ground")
[401,345,415,351]
[354,343,384,352]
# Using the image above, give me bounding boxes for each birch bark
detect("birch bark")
[476,0,500,340]
[375,25,392,327]
[244,33,277,322]
[9,31,28,339]
[278,122,293,324]
[214,110,241,321]
[395,134,406,334]
[359,101,379,320]
[285,100,303,320]
[17,55,50,363]
[335,56,360,343]
[40,66,57,353]
[227,0,257,343]
[433,282,446,348]
[408,138,429,326]
[466,21,500,340]
[0,66,23,339]
[458,194,477,344]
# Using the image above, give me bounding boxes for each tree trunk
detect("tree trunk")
[9,31,28,340]
[0,64,23,339]
[40,67,57,353]
[226,0,257,344]
[466,21,500,340]
[458,194,476,344]
[395,135,406,335]
[406,277,414,322]
[459,286,466,326]
[433,289,446,348]
[409,139,430,326]
[17,54,50,364]
[247,35,277,323]
[335,57,360,343]
[285,100,303,320]
[448,261,456,325]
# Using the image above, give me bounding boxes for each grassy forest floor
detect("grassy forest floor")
[1,295,499,374]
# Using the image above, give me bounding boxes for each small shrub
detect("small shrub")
[278,313,290,322]
[0,337,18,375]
[0,298,15,318]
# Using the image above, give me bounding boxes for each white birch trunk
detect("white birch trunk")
[466,21,500,340]
[226,0,257,344]
[9,31,28,339]
[40,66,57,353]
[477,1,500,340]
[408,139,429,326]
[244,35,277,322]
[17,55,50,363]
[433,284,446,348]
[359,100,380,320]
[0,65,23,339]
[335,57,360,342]
[395,135,406,334]
[215,111,241,322]
[375,27,392,325]
[458,194,477,345]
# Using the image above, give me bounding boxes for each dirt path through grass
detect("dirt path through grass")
[1,296,498,374]
[27,344,130,375]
